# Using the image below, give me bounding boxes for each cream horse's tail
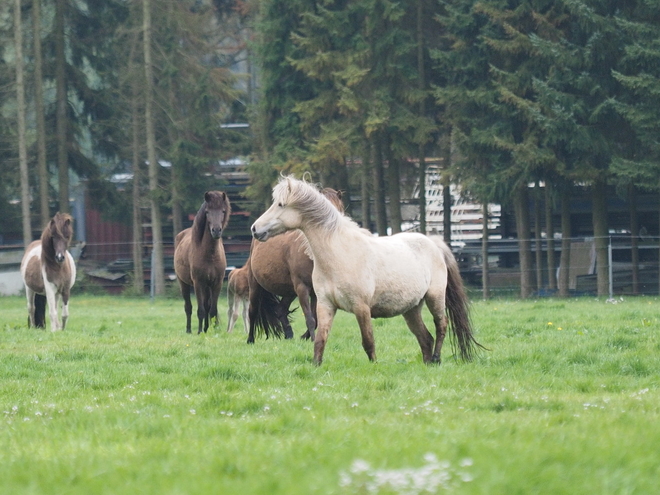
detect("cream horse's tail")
[434,239,485,361]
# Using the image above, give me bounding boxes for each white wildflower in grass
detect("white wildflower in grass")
[339,453,474,494]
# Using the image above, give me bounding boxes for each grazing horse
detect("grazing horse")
[226,265,249,333]
[251,176,482,365]
[20,212,76,331]
[174,191,231,334]
[246,188,344,343]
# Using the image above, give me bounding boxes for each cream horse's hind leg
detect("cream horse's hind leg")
[424,292,448,363]
[402,303,435,363]
[354,303,377,362]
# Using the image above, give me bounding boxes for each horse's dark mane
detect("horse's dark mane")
[192,201,209,244]
[192,191,231,244]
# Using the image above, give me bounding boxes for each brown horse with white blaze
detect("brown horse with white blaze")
[174,191,231,334]
[20,212,76,331]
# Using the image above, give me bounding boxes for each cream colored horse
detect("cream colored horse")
[251,176,482,366]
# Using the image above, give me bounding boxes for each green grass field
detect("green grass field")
[1,292,659,494]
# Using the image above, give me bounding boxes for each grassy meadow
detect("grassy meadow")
[1,292,659,494]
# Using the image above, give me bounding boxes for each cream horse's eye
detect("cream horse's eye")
[278,202,285,207]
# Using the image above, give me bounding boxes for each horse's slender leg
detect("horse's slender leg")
[25,287,35,328]
[240,297,249,334]
[423,291,448,363]
[227,286,238,332]
[179,280,193,333]
[354,303,377,362]
[210,284,222,330]
[44,279,60,331]
[294,282,316,341]
[402,304,435,363]
[313,301,337,366]
[61,288,71,330]
[279,295,296,339]
[196,286,208,334]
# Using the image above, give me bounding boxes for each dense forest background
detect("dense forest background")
[2,0,660,297]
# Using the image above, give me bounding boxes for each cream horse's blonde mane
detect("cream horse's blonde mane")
[273,176,359,237]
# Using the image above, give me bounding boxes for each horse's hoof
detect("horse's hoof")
[186,330,192,334]
[431,353,441,364]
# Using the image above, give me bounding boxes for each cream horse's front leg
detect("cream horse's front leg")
[313,302,337,366]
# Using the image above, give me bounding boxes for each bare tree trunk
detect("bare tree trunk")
[558,190,571,297]
[55,0,69,213]
[482,202,489,300]
[372,132,387,236]
[385,136,401,234]
[628,184,639,295]
[545,182,556,291]
[361,145,371,231]
[442,134,452,245]
[15,0,31,246]
[417,0,426,236]
[534,181,543,291]
[32,0,49,226]
[143,0,165,295]
[172,184,183,236]
[592,176,609,297]
[131,84,144,295]
[337,159,351,215]
[514,184,533,298]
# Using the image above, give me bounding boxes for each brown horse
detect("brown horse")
[226,265,249,333]
[20,212,76,331]
[246,188,344,343]
[174,191,231,334]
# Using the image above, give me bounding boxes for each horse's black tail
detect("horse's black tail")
[249,284,289,340]
[438,241,485,361]
[34,294,47,329]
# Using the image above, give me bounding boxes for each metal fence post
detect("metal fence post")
[608,236,613,300]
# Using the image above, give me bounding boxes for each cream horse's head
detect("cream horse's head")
[251,177,304,242]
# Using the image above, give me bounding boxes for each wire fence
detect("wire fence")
[2,234,658,298]
[457,234,660,298]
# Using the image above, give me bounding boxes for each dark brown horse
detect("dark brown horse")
[226,264,249,333]
[174,191,231,334]
[20,212,76,331]
[246,188,344,343]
